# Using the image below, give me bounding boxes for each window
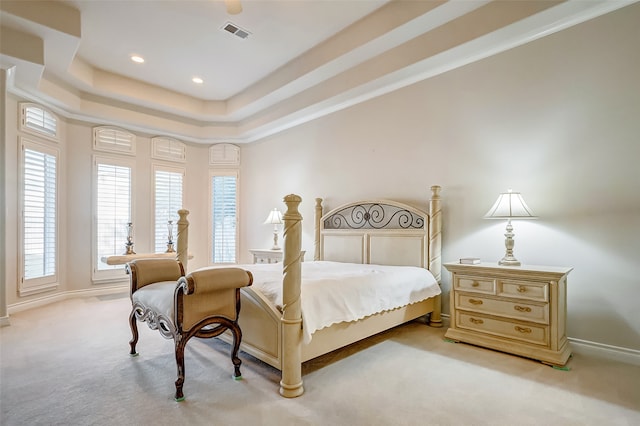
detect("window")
[19,139,58,295]
[20,103,58,140]
[152,137,186,163]
[93,126,136,155]
[209,143,240,167]
[154,166,184,253]
[210,171,238,264]
[94,156,133,279]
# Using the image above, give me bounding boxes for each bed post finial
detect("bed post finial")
[428,186,443,327]
[176,209,189,271]
[431,185,441,199]
[314,198,323,261]
[280,194,304,398]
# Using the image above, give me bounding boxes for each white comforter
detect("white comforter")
[236,261,441,343]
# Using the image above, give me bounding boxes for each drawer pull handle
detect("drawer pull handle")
[472,281,480,287]
[514,305,531,313]
[469,318,484,325]
[515,326,532,334]
[469,299,483,305]
[517,285,527,293]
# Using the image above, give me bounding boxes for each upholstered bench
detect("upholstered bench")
[126,259,253,401]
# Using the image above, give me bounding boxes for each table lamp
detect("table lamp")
[264,208,284,250]
[484,189,537,266]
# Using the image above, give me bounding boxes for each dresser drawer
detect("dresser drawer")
[498,280,549,302]
[455,294,549,324]
[455,275,495,295]
[456,312,548,346]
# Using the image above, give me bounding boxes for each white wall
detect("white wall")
[239,6,640,351]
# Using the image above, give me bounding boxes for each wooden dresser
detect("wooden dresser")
[444,262,572,366]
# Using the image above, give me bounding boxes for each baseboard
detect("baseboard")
[569,337,640,366]
[440,314,639,366]
[440,313,451,328]
[0,315,10,327]
[7,285,129,315]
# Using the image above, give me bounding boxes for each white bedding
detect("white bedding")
[232,261,441,343]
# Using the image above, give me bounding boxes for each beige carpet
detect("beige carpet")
[1,293,639,426]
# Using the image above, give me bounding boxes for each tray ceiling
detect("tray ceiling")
[1,0,635,143]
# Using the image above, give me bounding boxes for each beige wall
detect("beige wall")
[2,5,638,351]
[239,6,640,351]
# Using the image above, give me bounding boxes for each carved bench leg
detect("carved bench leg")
[129,310,139,356]
[174,337,187,401]
[230,323,242,380]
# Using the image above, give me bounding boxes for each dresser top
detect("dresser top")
[443,262,573,275]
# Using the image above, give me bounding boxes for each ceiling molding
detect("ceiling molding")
[1,0,637,144]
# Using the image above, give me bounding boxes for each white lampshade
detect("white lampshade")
[484,189,537,266]
[264,208,283,225]
[484,189,537,219]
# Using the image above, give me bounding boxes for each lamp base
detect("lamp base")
[499,219,520,266]
[499,256,521,266]
[271,230,280,252]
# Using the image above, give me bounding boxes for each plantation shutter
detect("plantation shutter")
[21,104,58,139]
[209,143,240,167]
[22,147,57,283]
[93,126,136,155]
[154,169,184,252]
[152,137,186,163]
[19,104,60,295]
[211,174,237,263]
[96,162,132,271]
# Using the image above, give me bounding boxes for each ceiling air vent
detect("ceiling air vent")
[221,22,250,39]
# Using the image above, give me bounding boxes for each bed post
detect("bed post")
[428,186,443,327]
[314,198,323,261]
[177,209,190,272]
[280,194,304,398]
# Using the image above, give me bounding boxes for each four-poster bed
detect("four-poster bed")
[211,185,444,397]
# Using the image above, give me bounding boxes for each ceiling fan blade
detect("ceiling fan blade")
[225,0,243,15]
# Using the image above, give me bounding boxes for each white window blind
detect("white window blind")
[209,144,240,166]
[95,160,132,273]
[154,168,184,253]
[152,137,186,163]
[93,126,136,155]
[21,145,58,293]
[20,103,58,140]
[211,174,238,263]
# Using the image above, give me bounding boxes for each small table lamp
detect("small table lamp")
[484,189,537,266]
[264,208,284,250]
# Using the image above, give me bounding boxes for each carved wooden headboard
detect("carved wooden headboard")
[313,186,442,282]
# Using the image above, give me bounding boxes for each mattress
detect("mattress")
[233,261,441,343]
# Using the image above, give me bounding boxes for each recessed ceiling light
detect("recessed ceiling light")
[130,55,145,64]
[192,77,204,84]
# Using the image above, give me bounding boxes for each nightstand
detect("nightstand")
[443,262,572,366]
[249,249,305,264]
